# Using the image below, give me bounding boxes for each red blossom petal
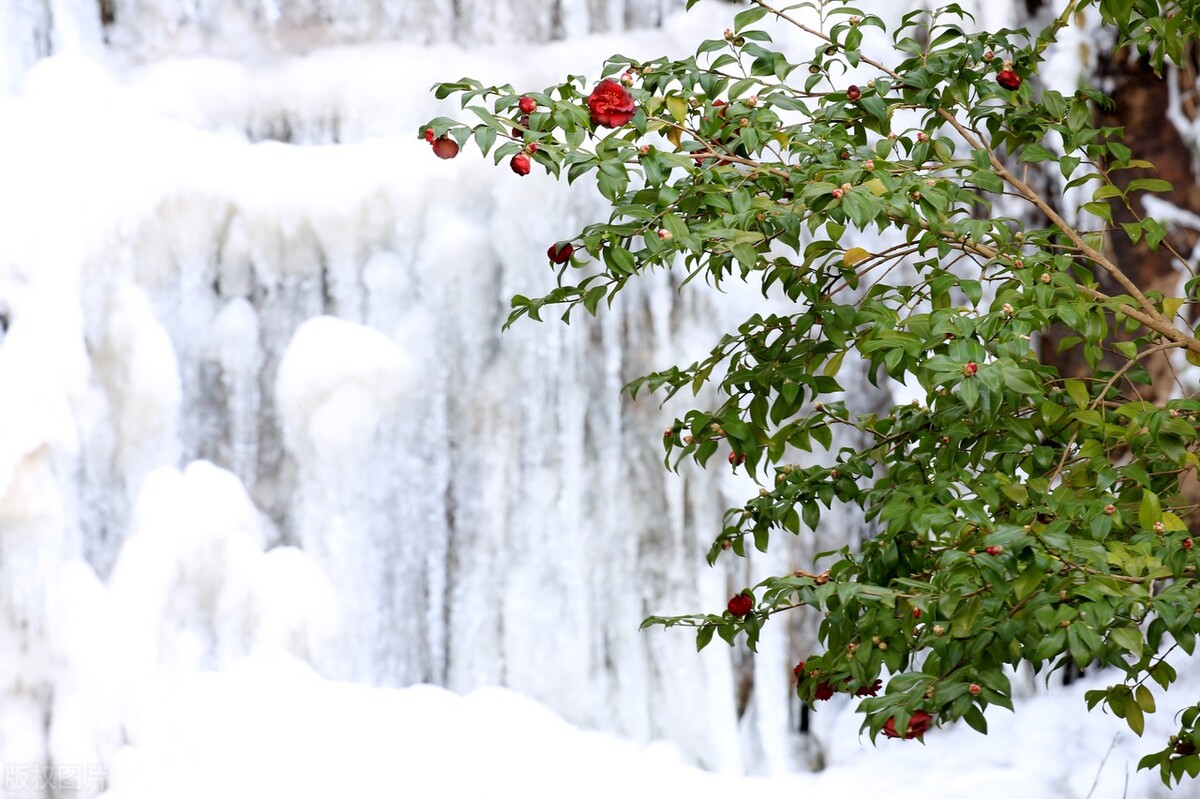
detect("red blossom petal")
[587,80,637,128]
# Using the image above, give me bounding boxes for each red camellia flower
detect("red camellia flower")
[518,95,537,114]
[547,242,574,264]
[431,136,459,160]
[882,710,933,740]
[510,153,531,176]
[793,661,806,680]
[997,69,1021,90]
[728,451,745,466]
[587,79,637,128]
[812,682,835,701]
[847,84,861,101]
[854,679,883,697]
[727,594,754,617]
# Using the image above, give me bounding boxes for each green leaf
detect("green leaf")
[1139,490,1162,531]
[963,705,988,734]
[1019,143,1057,163]
[1144,219,1167,250]
[959,377,979,409]
[1135,684,1156,714]
[1126,699,1145,736]
[733,6,768,31]
[1065,378,1089,409]
[1110,626,1142,656]
[666,95,689,123]
[1126,178,1173,193]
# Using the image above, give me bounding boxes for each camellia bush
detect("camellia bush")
[423,0,1200,784]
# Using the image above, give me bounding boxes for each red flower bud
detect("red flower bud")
[813,682,835,701]
[793,661,806,679]
[997,69,1021,90]
[431,136,459,159]
[847,84,861,101]
[547,242,574,264]
[512,114,531,139]
[510,153,531,176]
[964,362,978,376]
[1104,504,1116,515]
[587,79,637,128]
[1184,538,1194,550]
[729,451,746,466]
[727,594,754,617]
[1177,741,1198,756]
[985,545,1002,556]
[518,95,537,114]
[968,683,982,696]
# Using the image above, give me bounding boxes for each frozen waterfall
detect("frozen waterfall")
[0,1,873,791]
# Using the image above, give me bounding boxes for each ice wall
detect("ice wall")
[0,3,880,788]
[1,0,683,93]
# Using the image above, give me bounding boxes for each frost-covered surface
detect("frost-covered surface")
[0,0,1197,797]
[0,0,681,93]
[89,652,1200,799]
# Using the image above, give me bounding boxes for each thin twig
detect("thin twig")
[1085,733,1121,799]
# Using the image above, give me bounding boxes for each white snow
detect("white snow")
[84,650,1200,799]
